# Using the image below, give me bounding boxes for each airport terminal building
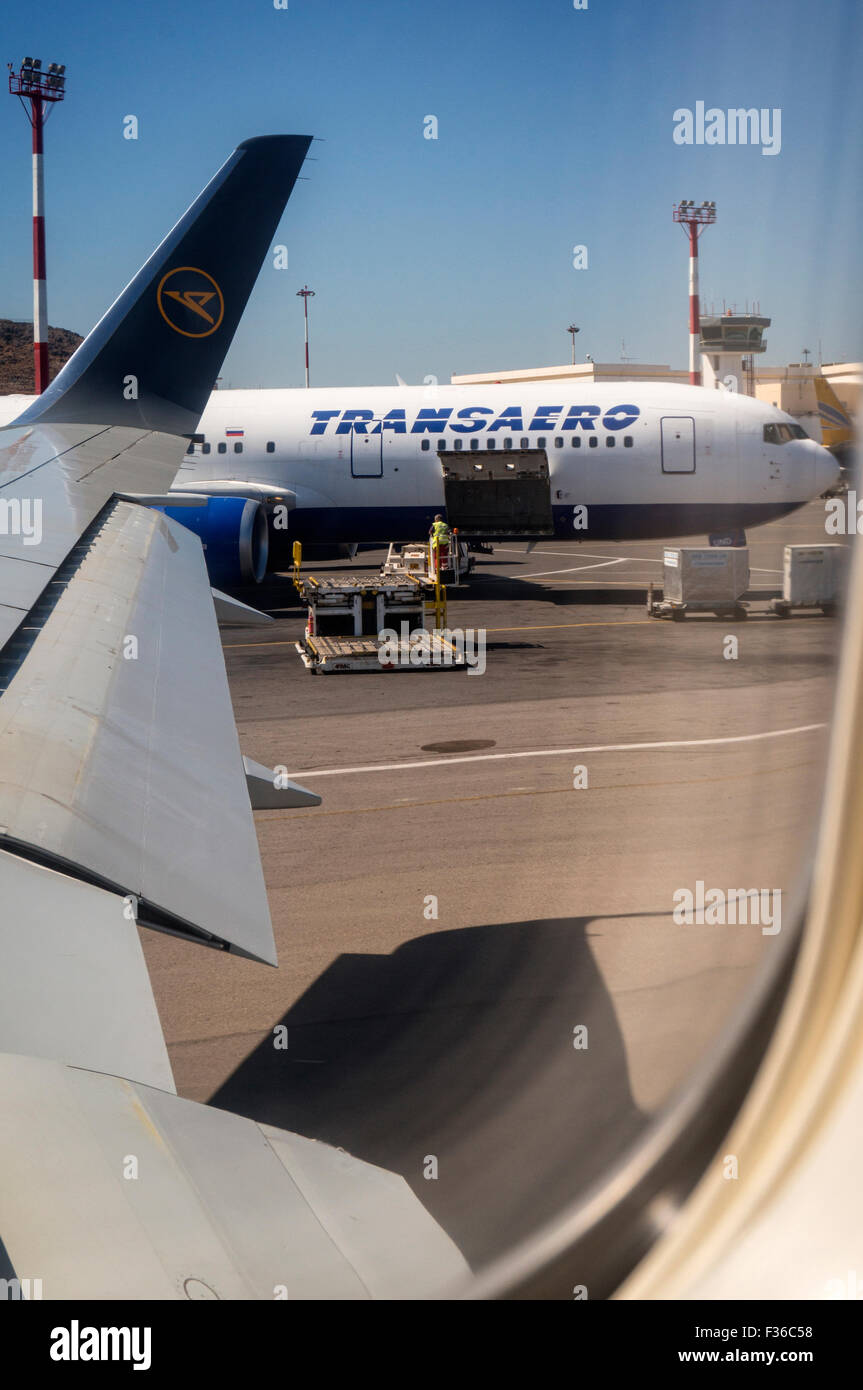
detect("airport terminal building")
[452,311,860,439]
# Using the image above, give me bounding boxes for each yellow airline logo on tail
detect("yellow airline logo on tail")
[166,289,217,323]
[814,376,854,449]
[157,266,224,338]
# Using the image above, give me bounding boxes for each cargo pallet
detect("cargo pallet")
[296,630,466,674]
[291,541,467,674]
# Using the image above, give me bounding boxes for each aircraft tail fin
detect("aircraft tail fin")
[13,135,312,435]
[814,375,855,449]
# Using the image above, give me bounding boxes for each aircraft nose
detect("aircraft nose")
[815,444,842,496]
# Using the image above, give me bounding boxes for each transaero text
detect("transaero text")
[308,404,641,435]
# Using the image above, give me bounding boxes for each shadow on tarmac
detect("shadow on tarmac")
[211,914,654,1270]
[455,568,654,607]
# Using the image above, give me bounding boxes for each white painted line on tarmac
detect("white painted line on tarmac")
[497,546,781,574]
[498,546,644,561]
[292,722,826,779]
[507,558,626,579]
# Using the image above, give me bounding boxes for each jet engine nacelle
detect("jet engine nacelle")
[160,496,269,587]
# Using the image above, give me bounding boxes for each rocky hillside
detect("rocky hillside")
[0,319,82,394]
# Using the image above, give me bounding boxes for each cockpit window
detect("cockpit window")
[764,422,806,444]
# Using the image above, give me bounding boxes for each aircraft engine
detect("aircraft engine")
[160,497,269,587]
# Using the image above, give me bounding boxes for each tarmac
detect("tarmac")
[141,500,842,1271]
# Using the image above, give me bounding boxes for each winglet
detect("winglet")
[13,135,312,434]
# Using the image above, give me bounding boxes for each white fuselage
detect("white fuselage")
[173,381,837,546]
[0,382,838,549]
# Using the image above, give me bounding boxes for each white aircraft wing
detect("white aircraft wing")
[0,138,467,1300]
[0,136,313,1085]
[0,1052,468,1299]
[0,850,174,1093]
[0,500,275,964]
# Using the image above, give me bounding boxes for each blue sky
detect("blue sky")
[1,0,861,387]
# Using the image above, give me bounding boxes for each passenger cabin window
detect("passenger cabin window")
[217,442,227,454]
[520,437,529,449]
[202,442,211,454]
[437,439,446,450]
[486,438,496,449]
[571,437,581,448]
[266,441,275,453]
[623,436,633,447]
[234,442,243,453]
[503,438,513,450]
[537,437,546,448]
[421,439,430,451]
[589,436,598,447]
[606,436,615,447]
[454,439,463,451]
[470,438,479,450]
[554,437,563,448]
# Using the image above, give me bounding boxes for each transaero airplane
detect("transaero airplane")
[163,380,840,585]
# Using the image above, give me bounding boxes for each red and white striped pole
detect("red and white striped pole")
[673,202,715,387]
[296,285,315,388]
[303,294,310,386]
[8,58,67,393]
[31,93,49,393]
[687,220,700,387]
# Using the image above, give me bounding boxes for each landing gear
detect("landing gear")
[708,528,747,548]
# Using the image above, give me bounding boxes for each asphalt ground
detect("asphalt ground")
[141,501,843,1272]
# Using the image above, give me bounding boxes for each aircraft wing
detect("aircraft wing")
[0,500,277,966]
[0,136,312,1089]
[0,1052,468,1299]
[0,135,468,1300]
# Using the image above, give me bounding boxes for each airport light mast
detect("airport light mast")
[672,200,715,386]
[296,285,315,388]
[567,323,580,366]
[7,57,67,394]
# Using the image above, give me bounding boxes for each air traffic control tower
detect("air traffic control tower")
[700,310,771,395]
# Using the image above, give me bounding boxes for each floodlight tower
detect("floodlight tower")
[8,57,67,393]
[672,199,716,385]
[296,285,315,388]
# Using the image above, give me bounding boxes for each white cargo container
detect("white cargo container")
[771,544,847,616]
[652,547,750,619]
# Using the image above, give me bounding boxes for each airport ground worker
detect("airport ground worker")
[429,514,451,576]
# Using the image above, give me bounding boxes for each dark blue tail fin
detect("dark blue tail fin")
[15,135,312,434]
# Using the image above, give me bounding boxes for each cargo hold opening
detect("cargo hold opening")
[439,449,554,535]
